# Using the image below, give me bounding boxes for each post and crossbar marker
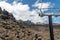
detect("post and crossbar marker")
[39,14,60,40]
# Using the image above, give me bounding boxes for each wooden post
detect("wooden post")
[48,16,54,40]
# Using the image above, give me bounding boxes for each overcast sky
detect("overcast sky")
[0,0,60,23]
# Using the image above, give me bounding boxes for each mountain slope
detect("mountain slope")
[0,7,41,40]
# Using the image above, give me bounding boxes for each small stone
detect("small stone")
[5,35,9,37]
[37,38,41,40]
[17,36,20,38]
[0,38,3,40]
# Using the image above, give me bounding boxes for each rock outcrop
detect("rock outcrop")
[0,7,42,40]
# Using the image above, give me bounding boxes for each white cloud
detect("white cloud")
[32,1,53,12]
[0,0,53,23]
[0,1,29,12]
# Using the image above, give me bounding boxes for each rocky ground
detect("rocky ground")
[0,8,42,40]
[0,7,60,40]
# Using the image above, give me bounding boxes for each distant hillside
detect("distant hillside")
[18,19,60,27]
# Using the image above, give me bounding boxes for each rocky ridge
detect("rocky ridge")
[0,7,42,40]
